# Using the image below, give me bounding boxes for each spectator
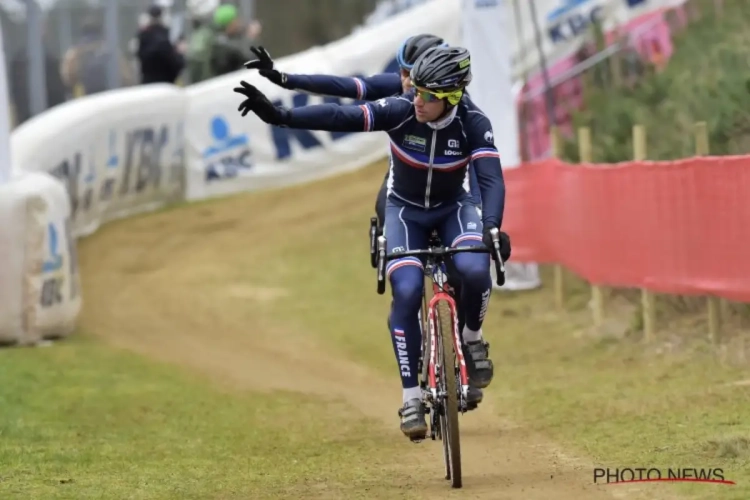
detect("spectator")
[212,4,262,76]
[8,38,67,126]
[188,4,261,82]
[136,5,185,84]
[185,12,216,83]
[60,15,136,97]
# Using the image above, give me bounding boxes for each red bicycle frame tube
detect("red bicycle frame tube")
[426,286,470,399]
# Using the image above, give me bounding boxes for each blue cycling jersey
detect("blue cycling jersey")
[283,72,487,208]
[282,91,505,229]
[285,72,403,101]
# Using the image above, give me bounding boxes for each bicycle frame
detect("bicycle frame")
[374,228,505,489]
[425,263,470,408]
[376,228,505,410]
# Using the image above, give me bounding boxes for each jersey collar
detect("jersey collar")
[426,105,458,130]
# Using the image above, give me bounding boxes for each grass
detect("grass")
[89,162,747,499]
[0,333,421,499]
[229,165,750,498]
[562,0,750,163]
[488,277,750,485]
[5,7,749,499]
[281,250,750,499]
[5,158,750,498]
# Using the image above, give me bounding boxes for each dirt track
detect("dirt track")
[77,166,650,499]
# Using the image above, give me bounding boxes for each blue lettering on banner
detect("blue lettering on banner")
[42,223,62,274]
[546,0,644,44]
[49,152,83,218]
[80,145,96,212]
[99,130,120,201]
[547,0,592,22]
[546,0,604,44]
[203,116,253,181]
[101,129,119,202]
[120,125,169,196]
[270,55,400,160]
[40,223,64,308]
[107,129,119,169]
[474,0,499,7]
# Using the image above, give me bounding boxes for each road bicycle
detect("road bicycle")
[369,218,505,488]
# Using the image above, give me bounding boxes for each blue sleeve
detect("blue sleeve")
[285,73,402,100]
[285,96,412,133]
[467,113,505,228]
[468,164,482,206]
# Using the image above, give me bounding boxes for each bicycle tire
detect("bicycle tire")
[437,300,462,488]
[435,317,451,481]
[419,298,430,387]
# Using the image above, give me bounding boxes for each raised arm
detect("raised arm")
[284,73,403,100]
[244,46,402,100]
[233,81,412,133]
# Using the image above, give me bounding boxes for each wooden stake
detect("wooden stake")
[578,127,604,327]
[633,125,655,341]
[695,121,721,343]
[551,127,565,311]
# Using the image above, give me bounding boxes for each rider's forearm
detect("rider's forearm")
[285,74,365,99]
[468,165,482,206]
[285,103,374,132]
[472,155,505,229]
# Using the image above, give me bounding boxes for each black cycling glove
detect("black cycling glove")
[244,46,291,89]
[482,226,512,262]
[233,81,290,126]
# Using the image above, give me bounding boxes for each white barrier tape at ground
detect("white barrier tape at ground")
[0,0,680,344]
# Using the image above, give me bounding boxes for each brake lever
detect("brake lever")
[489,227,506,286]
[376,235,387,295]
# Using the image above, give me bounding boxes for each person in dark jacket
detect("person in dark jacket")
[9,46,67,126]
[209,4,258,78]
[136,5,185,84]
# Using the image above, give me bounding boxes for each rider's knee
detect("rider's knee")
[389,265,423,308]
[453,254,490,285]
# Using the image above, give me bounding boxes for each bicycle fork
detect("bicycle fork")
[426,295,471,410]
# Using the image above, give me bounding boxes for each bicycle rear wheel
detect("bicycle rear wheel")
[436,300,462,488]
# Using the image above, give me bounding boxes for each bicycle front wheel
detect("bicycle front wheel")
[437,300,462,488]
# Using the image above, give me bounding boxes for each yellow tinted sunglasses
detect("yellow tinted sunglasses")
[415,86,463,106]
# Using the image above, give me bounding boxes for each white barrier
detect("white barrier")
[0,0,681,345]
[0,172,79,345]
[183,0,460,201]
[11,84,187,239]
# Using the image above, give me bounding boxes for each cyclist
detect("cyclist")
[245,36,492,410]
[243,36,487,408]
[242,34,482,226]
[233,46,511,440]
